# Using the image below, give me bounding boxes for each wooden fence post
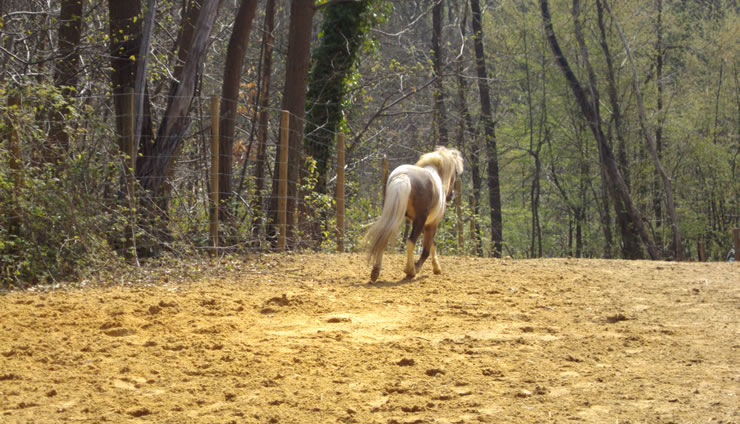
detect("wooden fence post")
[336,133,345,252]
[455,178,463,253]
[277,110,289,252]
[123,88,138,263]
[733,228,740,261]
[210,95,220,254]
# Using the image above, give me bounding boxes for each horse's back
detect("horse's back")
[388,164,444,225]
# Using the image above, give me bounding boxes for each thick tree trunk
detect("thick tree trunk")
[267,0,315,248]
[432,0,448,145]
[132,0,156,162]
[608,2,683,260]
[48,0,85,156]
[173,0,201,82]
[218,0,259,221]
[539,0,660,259]
[456,58,483,256]
[470,0,503,258]
[251,0,276,244]
[594,0,629,189]
[136,0,220,199]
[108,0,142,153]
[455,6,483,256]
[591,0,642,258]
[304,0,372,194]
[302,0,373,245]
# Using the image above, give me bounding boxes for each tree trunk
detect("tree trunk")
[432,0,448,145]
[173,0,201,82]
[591,0,642,258]
[608,2,683,260]
[132,0,156,164]
[267,0,315,248]
[304,0,373,194]
[251,0,276,244]
[136,0,220,200]
[654,0,665,248]
[302,0,374,244]
[470,0,503,258]
[218,0,259,221]
[455,5,483,256]
[48,0,85,156]
[539,0,660,259]
[522,18,544,258]
[594,0,629,190]
[108,0,142,153]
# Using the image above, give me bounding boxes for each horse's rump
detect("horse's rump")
[365,172,411,265]
[365,146,464,282]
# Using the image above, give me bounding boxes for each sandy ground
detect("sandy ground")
[0,253,738,423]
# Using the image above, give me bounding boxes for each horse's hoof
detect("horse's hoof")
[370,266,380,282]
[433,268,442,275]
[404,269,416,279]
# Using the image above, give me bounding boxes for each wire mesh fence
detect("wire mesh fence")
[1,88,471,283]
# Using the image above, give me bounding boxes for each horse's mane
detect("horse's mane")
[416,146,464,192]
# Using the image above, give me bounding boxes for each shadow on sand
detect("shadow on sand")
[364,275,428,288]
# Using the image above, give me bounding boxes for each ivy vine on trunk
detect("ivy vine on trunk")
[304,0,381,196]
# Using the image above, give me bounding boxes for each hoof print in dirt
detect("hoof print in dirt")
[396,358,416,366]
[260,294,301,314]
[104,328,135,337]
[126,407,152,417]
[425,368,445,377]
[606,313,629,324]
[482,368,503,377]
[327,316,351,323]
[515,389,533,398]
[565,354,583,363]
[515,386,547,398]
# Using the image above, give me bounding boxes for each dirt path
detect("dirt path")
[1,254,738,423]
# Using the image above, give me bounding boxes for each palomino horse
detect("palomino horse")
[366,146,464,282]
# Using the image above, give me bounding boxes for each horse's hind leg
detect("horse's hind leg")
[370,252,383,282]
[404,217,425,278]
[430,243,442,274]
[415,224,438,274]
[404,240,416,278]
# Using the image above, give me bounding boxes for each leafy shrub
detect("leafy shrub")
[0,85,127,287]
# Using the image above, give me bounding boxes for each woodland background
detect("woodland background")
[0,0,738,285]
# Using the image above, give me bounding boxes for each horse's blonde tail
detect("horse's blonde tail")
[366,174,411,265]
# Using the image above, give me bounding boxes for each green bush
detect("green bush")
[0,85,126,287]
